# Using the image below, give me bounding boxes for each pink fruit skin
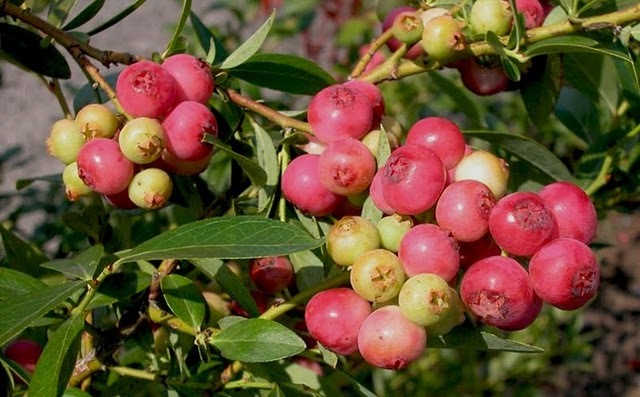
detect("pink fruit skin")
[489,191,558,256]
[369,169,396,215]
[398,223,460,282]
[77,138,134,195]
[307,84,373,143]
[529,238,600,310]
[380,143,446,215]
[281,154,344,217]
[405,117,466,170]
[357,305,426,369]
[382,6,425,59]
[344,80,385,128]
[515,0,545,29]
[318,138,376,195]
[5,339,42,373]
[358,44,386,76]
[162,101,217,161]
[435,180,496,242]
[458,58,509,96]
[460,256,542,331]
[116,61,178,118]
[458,232,502,270]
[538,181,597,244]
[162,54,215,104]
[304,288,372,355]
[249,256,294,295]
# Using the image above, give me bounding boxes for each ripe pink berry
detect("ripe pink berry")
[435,180,496,242]
[162,101,217,161]
[307,84,373,143]
[104,188,138,210]
[116,60,178,118]
[538,181,597,244]
[318,138,376,196]
[380,143,446,215]
[528,238,600,310]
[489,191,558,256]
[398,223,460,282]
[161,54,215,104]
[304,288,372,355]
[405,116,466,170]
[460,256,542,331]
[343,80,385,128]
[458,232,501,270]
[458,57,509,96]
[281,154,344,217]
[77,138,134,195]
[4,339,42,374]
[357,305,426,369]
[249,256,294,295]
[369,169,396,215]
[515,0,545,29]
[154,149,213,176]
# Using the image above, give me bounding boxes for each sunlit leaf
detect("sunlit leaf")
[161,274,206,331]
[220,10,275,69]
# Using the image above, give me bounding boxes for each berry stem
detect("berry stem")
[350,28,395,79]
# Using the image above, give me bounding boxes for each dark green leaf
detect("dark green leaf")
[220,10,275,69]
[189,12,227,65]
[0,281,86,346]
[161,274,206,331]
[211,318,306,362]
[564,53,620,118]
[0,23,71,78]
[85,271,152,310]
[0,224,50,277]
[554,86,600,144]
[15,173,62,190]
[191,258,259,317]
[289,250,324,291]
[501,57,521,82]
[0,268,47,300]
[229,53,335,95]
[72,73,118,112]
[520,55,563,127]
[250,116,280,213]
[29,314,84,397]
[86,0,145,36]
[48,0,77,28]
[41,244,104,281]
[203,136,267,187]
[337,369,378,397]
[525,35,598,57]
[116,216,324,264]
[62,0,105,30]
[463,130,572,182]
[427,325,544,352]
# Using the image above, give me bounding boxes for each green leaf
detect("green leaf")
[289,250,324,291]
[161,274,206,331]
[520,55,563,126]
[86,0,145,36]
[0,23,71,79]
[62,0,105,30]
[116,216,324,264]
[0,281,86,347]
[525,35,598,57]
[501,57,521,82]
[250,116,280,213]
[228,53,335,95]
[0,224,50,277]
[63,388,94,397]
[191,258,259,317]
[85,271,152,310]
[463,130,572,182]
[203,136,268,188]
[564,52,620,118]
[48,0,77,28]
[427,325,544,352]
[189,11,228,65]
[211,318,306,362]
[0,268,47,300]
[41,244,104,281]
[28,314,84,397]
[220,10,275,69]
[554,86,600,144]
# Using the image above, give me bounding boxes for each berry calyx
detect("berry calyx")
[128,168,173,209]
[350,249,406,303]
[75,103,119,139]
[326,216,380,266]
[118,117,165,164]
[420,15,466,63]
[392,11,424,45]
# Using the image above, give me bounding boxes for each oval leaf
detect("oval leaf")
[427,325,544,353]
[229,53,335,95]
[220,10,275,69]
[0,22,71,79]
[289,250,325,291]
[161,274,206,331]
[28,314,84,397]
[116,216,325,264]
[86,271,152,310]
[62,0,106,30]
[41,244,104,281]
[463,130,572,182]
[211,318,306,362]
[0,268,47,300]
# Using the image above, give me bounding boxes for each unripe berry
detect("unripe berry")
[326,216,380,266]
[350,249,406,303]
[162,101,217,161]
[361,128,400,156]
[454,149,509,199]
[469,0,513,36]
[304,288,372,355]
[249,256,294,295]
[398,273,459,327]
[405,116,466,170]
[118,117,165,164]
[281,154,344,217]
[307,84,373,143]
[116,60,178,118]
[376,214,413,253]
[398,223,460,282]
[392,11,424,44]
[46,119,85,164]
[420,15,466,63]
[382,6,425,59]
[77,138,134,195]
[62,162,94,201]
[128,168,173,209]
[161,54,215,104]
[357,305,426,369]
[426,287,465,336]
[318,138,376,196]
[75,103,119,139]
[538,181,597,244]
[529,238,600,310]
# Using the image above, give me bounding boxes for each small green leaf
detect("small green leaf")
[523,35,634,62]
[289,250,324,291]
[228,53,335,95]
[62,0,105,30]
[191,258,259,317]
[41,244,104,281]
[485,31,506,57]
[220,10,276,69]
[501,57,521,82]
[318,343,338,368]
[189,11,228,65]
[0,22,71,78]
[0,268,47,300]
[554,86,600,144]
[48,0,77,28]
[427,325,544,352]
[0,224,50,277]
[0,281,86,347]
[203,136,268,188]
[520,55,563,126]
[564,53,620,118]
[463,130,572,182]
[86,0,145,35]
[211,318,306,362]
[250,116,279,213]
[85,271,152,310]
[29,314,84,397]
[161,274,206,331]
[63,388,94,397]
[361,125,392,223]
[116,216,324,264]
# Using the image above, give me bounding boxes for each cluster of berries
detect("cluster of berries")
[46,54,216,209]
[287,81,599,370]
